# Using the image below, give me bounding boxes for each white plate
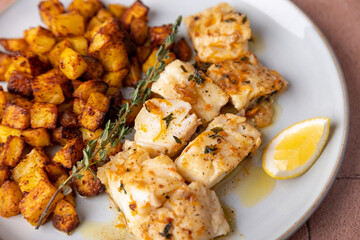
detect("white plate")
[0,0,348,240]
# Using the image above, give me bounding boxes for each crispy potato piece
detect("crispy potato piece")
[174,38,192,61]
[68,0,102,21]
[66,36,88,56]
[96,8,114,22]
[0,53,12,82]
[0,86,7,119]
[18,167,49,194]
[60,48,88,80]
[103,69,128,88]
[30,102,58,129]
[52,138,84,169]
[12,50,49,76]
[84,16,102,40]
[32,68,72,105]
[106,87,119,97]
[57,100,73,113]
[45,163,68,182]
[121,99,143,125]
[80,92,110,131]
[82,56,104,80]
[130,18,148,46]
[22,128,51,147]
[0,124,22,143]
[88,33,111,54]
[79,127,102,144]
[2,99,32,130]
[149,24,172,48]
[52,127,82,146]
[59,111,78,128]
[12,148,50,182]
[98,41,129,72]
[136,43,151,64]
[0,38,28,52]
[124,56,141,87]
[1,136,25,167]
[73,166,103,197]
[0,181,23,218]
[19,179,63,226]
[71,80,82,91]
[0,165,10,186]
[51,11,85,37]
[38,0,65,28]
[108,4,128,20]
[120,0,149,30]
[4,63,16,82]
[73,98,86,115]
[52,199,79,234]
[7,71,33,98]
[49,40,72,67]
[73,80,108,101]
[142,48,176,73]
[24,26,56,54]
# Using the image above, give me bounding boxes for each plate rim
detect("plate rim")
[279,2,349,239]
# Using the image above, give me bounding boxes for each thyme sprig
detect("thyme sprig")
[35,16,182,230]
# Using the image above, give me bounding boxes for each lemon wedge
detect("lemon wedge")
[263,117,330,179]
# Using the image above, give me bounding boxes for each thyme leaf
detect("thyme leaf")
[163,113,175,129]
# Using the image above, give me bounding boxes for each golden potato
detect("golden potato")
[30,102,58,129]
[24,26,56,54]
[136,42,151,64]
[73,166,103,197]
[0,181,23,218]
[7,71,33,98]
[106,87,120,97]
[66,36,88,56]
[3,63,16,82]
[121,99,143,125]
[142,48,176,73]
[2,99,32,130]
[45,163,68,182]
[52,199,79,234]
[88,33,111,54]
[98,41,129,72]
[51,11,85,37]
[73,98,86,115]
[96,8,113,22]
[52,138,84,169]
[19,179,64,226]
[82,56,104,80]
[22,128,52,147]
[173,38,192,61]
[0,86,7,119]
[108,4,128,20]
[79,127,102,144]
[130,18,148,46]
[12,148,50,182]
[120,0,149,30]
[73,80,108,101]
[12,50,49,76]
[84,16,102,40]
[103,69,128,88]
[59,111,78,128]
[0,124,22,143]
[38,0,65,28]
[0,38,28,52]
[68,0,102,21]
[80,92,110,131]
[57,100,73,113]
[0,165,10,186]
[149,24,172,48]
[49,40,72,67]
[0,53,12,81]
[52,126,82,146]
[60,48,88,80]
[18,167,49,194]
[124,56,141,87]
[1,136,25,167]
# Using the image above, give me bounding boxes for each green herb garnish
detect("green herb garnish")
[204,145,218,155]
[173,136,182,144]
[159,222,172,239]
[163,113,175,129]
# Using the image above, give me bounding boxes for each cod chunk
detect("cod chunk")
[151,60,229,122]
[175,114,261,188]
[134,98,201,157]
[184,3,251,63]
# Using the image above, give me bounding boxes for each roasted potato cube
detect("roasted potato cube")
[12,148,50,182]
[174,38,192,61]
[60,48,88,80]
[12,50,48,76]
[0,87,7,119]
[103,69,128,88]
[4,63,16,82]
[108,4,128,20]
[45,163,68,182]
[73,80,108,101]
[120,0,149,30]
[19,179,63,226]
[98,41,129,72]
[39,0,65,28]
[79,127,102,144]
[7,71,33,98]
[30,102,58,129]
[49,40,72,67]
[121,99,143,125]
[66,36,88,56]
[106,87,119,96]
[71,80,82,91]
[73,98,86,115]
[59,111,78,128]
[142,49,176,73]
[84,16,102,40]
[0,181,23,218]
[57,100,73,113]
[124,56,141,87]
[149,24,172,48]
[0,38,28,52]
[136,43,151,64]
[52,138,84,169]
[130,18,148,46]
[0,165,10,186]
[24,26,56,54]
[1,136,25,167]
[0,124,22,143]
[73,166,103,197]
[80,92,110,131]
[52,127,82,146]
[0,53,12,81]
[32,68,71,105]
[2,99,32,130]
[68,0,102,21]
[51,11,85,37]
[88,33,111,54]
[96,8,113,22]
[18,167,49,194]
[81,56,104,80]
[52,199,79,234]
[22,128,51,147]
